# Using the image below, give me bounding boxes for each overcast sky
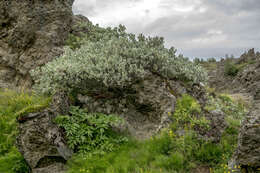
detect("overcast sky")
[73,0,260,59]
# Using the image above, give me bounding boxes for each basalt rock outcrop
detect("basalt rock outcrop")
[17,92,73,173]
[234,57,260,171]
[78,74,176,139]
[234,102,260,171]
[207,49,260,171]
[77,73,226,141]
[0,0,76,172]
[0,0,74,88]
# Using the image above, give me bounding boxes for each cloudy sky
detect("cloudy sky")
[73,0,260,59]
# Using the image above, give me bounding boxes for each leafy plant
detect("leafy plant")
[55,106,127,155]
[172,94,210,130]
[66,34,84,50]
[65,91,247,173]
[31,23,208,94]
[224,62,239,76]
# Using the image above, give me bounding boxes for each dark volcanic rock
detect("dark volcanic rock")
[78,74,176,139]
[77,73,225,141]
[235,102,260,168]
[0,0,74,88]
[17,110,72,173]
[17,93,73,173]
[207,49,260,170]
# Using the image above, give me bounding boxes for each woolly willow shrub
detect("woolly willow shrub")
[31,23,208,94]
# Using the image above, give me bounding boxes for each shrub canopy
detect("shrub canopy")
[31,22,208,94]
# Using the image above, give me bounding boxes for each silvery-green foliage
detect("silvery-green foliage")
[31,22,208,94]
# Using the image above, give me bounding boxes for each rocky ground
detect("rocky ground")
[206,49,260,172]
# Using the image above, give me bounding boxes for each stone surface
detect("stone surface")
[17,110,73,173]
[234,101,260,169]
[78,73,176,139]
[231,52,260,169]
[0,0,74,88]
[204,109,227,142]
[77,73,225,141]
[207,49,260,170]
[17,94,73,173]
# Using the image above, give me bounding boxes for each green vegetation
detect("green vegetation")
[31,22,208,94]
[66,34,84,50]
[0,89,51,173]
[194,58,218,71]
[224,62,239,76]
[171,94,210,131]
[65,94,246,173]
[55,106,127,155]
[0,90,246,173]
[206,93,247,120]
[1,20,250,173]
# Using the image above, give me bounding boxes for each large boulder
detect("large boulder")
[0,0,74,88]
[77,73,226,141]
[78,74,176,139]
[233,58,260,170]
[16,93,73,173]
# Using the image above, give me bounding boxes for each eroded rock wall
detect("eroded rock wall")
[17,92,73,173]
[207,49,260,171]
[0,0,74,88]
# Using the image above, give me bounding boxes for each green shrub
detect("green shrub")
[172,94,210,130]
[31,23,208,94]
[66,34,84,50]
[0,89,50,173]
[55,106,127,154]
[224,62,239,76]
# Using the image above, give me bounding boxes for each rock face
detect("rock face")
[77,73,225,141]
[17,110,71,173]
[234,62,260,170]
[207,49,260,171]
[235,102,260,169]
[17,93,73,173]
[0,0,74,88]
[78,74,176,139]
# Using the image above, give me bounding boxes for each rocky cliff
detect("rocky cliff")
[0,0,74,88]
[0,1,75,172]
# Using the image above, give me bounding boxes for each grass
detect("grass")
[66,128,241,173]
[0,89,247,173]
[0,89,51,173]
[66,94,246,173]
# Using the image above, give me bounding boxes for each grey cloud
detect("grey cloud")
[73,0,260,59]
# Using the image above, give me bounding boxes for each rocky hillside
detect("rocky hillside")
[0,0,74,88]
[0,1,259,173]
[206,49,260,172]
